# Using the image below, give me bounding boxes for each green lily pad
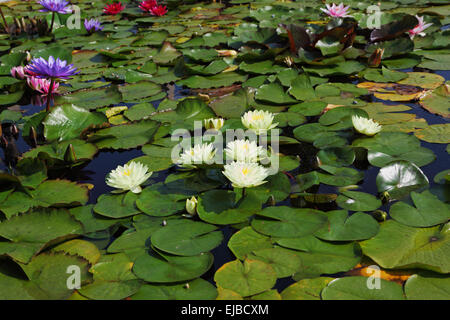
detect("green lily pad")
[376,160,429,199]
[404,274,450,300]
[321,276,405,300]
[130,278,218,300]
[136,187,186,217]
[78,253,141,300]
[389,190,450,227]
[314,210,380,241]
[317,165,364,187]
[228,226,273,260]
[360,220,450,274]
[281,277,333,300]
[414,124,450,144]
[214,259,277,297]
[197,190,262,225]
[247,247,302,278]
[276,235,362,279]
[132,249,214,283]
[0,208,83,263]
[255,83,297,104]
[94,192,141,218]
[90,120,160,150]
[151,220,223,256]
[43,104,107,142]
[251,206,328,238]
[336,191,382,212]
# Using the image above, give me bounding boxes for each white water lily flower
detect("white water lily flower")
[222,161,269,188]
[352,115,382,136]
[225,139,267,163]
[106,161,152,194]
[204,118,224,130]
[185,196,198,215]
[241,110,278,135]
[177,143,216,168]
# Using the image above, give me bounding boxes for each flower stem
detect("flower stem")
[49,12,55,34]
[46,79,54,112]
[242,187,246,199]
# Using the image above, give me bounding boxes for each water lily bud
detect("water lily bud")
[368,48,384,67]
[204,118,224,131]
[10,66,26,79]
[381,191,391,203]
[64,143,77,163]
[26,51,32,62]
[185,196,198,215]
[372,210,387,222]
[29,126,38,148]
[11,124,19,139]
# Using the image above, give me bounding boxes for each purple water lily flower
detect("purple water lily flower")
[37,0,72,14]
[26,56,79,81]
[84,18,103,33]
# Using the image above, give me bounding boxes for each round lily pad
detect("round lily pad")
[251,206,328,238]
[321,276,405,300]
[151,220,223,256]
[214,259,277,297]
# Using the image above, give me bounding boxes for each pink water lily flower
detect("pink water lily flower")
[320,3,352,18]
[408,15,432,39]
[27,76,59,94]
[10,66,27,79]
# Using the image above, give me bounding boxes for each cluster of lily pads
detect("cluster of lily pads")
[0,0,448,300]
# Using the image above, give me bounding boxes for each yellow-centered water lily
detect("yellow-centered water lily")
[106,161,152,194]
[185,196,198,215]
[225,139,267,163]
[204,118,224,130]
[177,143,216,168]
[222,161,269,188]
[352,115,382,136]
[241,110,278,135]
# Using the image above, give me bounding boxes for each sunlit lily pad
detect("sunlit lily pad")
[281,277,333,300]
[321,276,405,300]
[228,226,273,260]
[389,190,450,227]
[376,160,429,199]
[214,259,277,297]
[404,274,450,300]
[360,220,450,273]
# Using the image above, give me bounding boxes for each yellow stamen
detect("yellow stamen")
[252,115,264,120]
[242,168,249,175]
[123,169,131,176]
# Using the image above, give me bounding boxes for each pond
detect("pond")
[0,0,449,300]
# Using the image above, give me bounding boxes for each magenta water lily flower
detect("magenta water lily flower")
[408,15,432,39]
[26,56,79,81]
[10,66,27,79]
[27,77,59,94]
[320,3,352,18]
[84,18,103,33]
[37,0,72,14]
